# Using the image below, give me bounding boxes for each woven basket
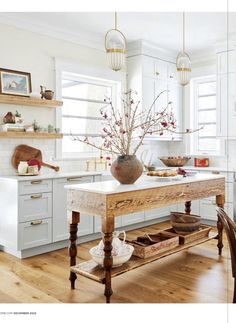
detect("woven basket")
[170,212,201,234]
[159,157,191,167]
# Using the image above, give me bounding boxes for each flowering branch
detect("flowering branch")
[72,90,201,156]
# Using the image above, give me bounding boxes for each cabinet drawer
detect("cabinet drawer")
[200,200,233,220]
[19,218,52,250]
[19,193,52,223]
[145,207,170,221]
[19,179,52,195]
[65,176,93,184]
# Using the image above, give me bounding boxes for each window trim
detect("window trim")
[190,76,225,156]
[55,62,121,159]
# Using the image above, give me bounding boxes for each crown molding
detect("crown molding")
[0,13,105,52]
[127,39,177,63]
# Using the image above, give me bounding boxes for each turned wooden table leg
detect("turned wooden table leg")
[69,211,80,289]
[185,201,191,215]
[216,195,225,255]
[102,216,114,304]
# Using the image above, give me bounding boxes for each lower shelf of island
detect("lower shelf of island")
[71,232,218,284]
[0,132,63,139]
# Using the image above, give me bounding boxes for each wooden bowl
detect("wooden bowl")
[170,212,201,234]
[159,157,191,167]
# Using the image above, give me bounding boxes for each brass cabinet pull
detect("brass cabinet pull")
[169,75,174,78]
[67,177,84,182]
[30,220,43,225]
[30,194,42,199]
[156,72,160,76]
[31,180,43,184]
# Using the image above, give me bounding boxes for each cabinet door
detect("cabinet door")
[19,218,52,250]
[94,216,122,233]
[177,200,200,215]
[19,193,52,223]
[217,73,236,138]
[227,73,236,138]
[168,82,183,139]
[155,59,168,80]
[217,50,236,74]
[217,74,228,137]
[142,55,155,78]
[142,77,155,113]
[53,176,94,242]
[200,200,233,220]
[122,212,145,226]
[145,206,170,221]
[167,63,177,83]
[155,79,168,113]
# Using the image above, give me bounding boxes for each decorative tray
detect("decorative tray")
[163,225,212,245]
[126,231,179,259]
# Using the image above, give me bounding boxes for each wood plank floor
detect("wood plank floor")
[0,222,234,303]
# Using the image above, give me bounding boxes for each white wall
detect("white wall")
[0,23,125,175]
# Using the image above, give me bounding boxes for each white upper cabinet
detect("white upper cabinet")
[142,55,155,78]
[217,50,236,74]
[217,54,236,138]
[128,54,182,141]
[154,59,169,80]
[168,83,183,139]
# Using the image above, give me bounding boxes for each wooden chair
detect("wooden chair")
[217,207,236,303]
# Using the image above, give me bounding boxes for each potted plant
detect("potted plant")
[73,90,198,184]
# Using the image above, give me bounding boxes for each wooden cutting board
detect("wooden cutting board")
[12,145,60,172]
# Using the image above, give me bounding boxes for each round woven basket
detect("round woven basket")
[170,212,201,234]
[159,157,191,167]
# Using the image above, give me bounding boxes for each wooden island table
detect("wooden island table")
[66,173,225,303]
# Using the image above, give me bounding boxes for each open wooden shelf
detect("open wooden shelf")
[0,94,63,108]
[71,232,218,284]
[0,132,63,139]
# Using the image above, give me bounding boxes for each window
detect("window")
[191,76,223,155]
[59,72,119,158]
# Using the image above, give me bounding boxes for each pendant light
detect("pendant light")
[176,12,191,86]
[105,12,127,71]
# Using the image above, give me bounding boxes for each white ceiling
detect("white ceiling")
[0,12,235,55]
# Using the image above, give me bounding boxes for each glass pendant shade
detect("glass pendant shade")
[105,29,126,71]
[176,51,191,86]
[176,12,191,86]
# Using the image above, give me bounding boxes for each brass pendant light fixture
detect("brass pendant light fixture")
[176,12,191,86]
[105,12,127,71]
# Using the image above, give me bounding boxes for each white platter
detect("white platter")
[146,175,183,182]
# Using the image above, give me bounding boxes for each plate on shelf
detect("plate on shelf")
[185,170,198,177]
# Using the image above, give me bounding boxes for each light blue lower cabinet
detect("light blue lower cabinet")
[121,212,145,226]
[77,214,94,237]
[144,207,170,221]
[94,216,122,233]
[177,200,200,215]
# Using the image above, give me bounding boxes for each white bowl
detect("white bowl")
[89,244,134,267]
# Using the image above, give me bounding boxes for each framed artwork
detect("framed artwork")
[0,68,32,97]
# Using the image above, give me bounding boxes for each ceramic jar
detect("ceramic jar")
[110,155,143,184]
[18,161,28,174]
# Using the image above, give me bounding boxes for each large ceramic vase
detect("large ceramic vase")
[110,155,143,184]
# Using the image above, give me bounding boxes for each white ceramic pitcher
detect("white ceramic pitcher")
[96,231,126,256]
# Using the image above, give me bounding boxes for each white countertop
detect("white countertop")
[0,171,102,181]
[65,173,225,195]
